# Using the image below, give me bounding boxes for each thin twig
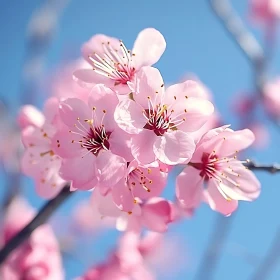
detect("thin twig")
[250,227,280,280]
[209,0,264,67]
[245,160,280,174]
[0,185,72,265]
[194,214,235,280]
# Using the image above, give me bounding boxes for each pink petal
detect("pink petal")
[204,181,238,216]
[52,127,83,158]
[96,150,126,187]
[109,127,134,161]
[153,131,195,165]
[91,190,120,218]
[112,178,134,212]
[141,198,173,232]
[88,84,118,131]
[114,99,146,134]
[43,97,60,123]
[132,28,166,68]
[175,166,203,210]
[131,130,157,164]
[219,163,261,201]
[73,69,112,86]
[131,166,168,200]
[18,105,45,129]
[35,171,65,199]
[132,67,164,107]
[81,34,120,64]
[60,154,97,189]
[59,98,90,127]
[217,129,255,156]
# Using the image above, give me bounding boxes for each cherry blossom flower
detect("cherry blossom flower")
[0,197,64,280]
[54,84,132,191]
[115,67,214,165]
[176,126,261,216]
[74,28,166,95]
[111,160,168,212]
[20,101,65,199]
[92,189,177,233]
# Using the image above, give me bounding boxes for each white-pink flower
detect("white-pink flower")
[54,84,132,191]
[176,126,261,216]
[74,28,166,95]
[115,67,214,165]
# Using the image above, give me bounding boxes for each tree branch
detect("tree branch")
[209,0,264,67]
[250,227,280,280]
[245,160,280,174]
[0,185,72,265]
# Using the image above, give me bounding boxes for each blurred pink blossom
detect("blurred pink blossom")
[0,197,64,280]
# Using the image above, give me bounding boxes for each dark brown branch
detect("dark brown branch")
[0,185,72,265]
[245,160,280,174]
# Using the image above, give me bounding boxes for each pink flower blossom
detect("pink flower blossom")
[115,67,214,165]
[54,84,132,190]
[176,126,261,216]
[49,59,91,101]
[111,160,168,212]
[92,190,177,233]
[73,28,166,95]
[20,102,65,199]
[0,197,64,280]
[263,78,280,118]
[250,0,280,24]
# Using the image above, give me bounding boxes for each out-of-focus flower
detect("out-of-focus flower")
[115,67,214,165]
[263,78,280,118]
[91,190,177,233]
[20,101,65,198]
[74,28,166,95]
[50,59,91,102]
[0,197,64,280]
[176,126,261,216]
[77,231,182,280]
[249,0,280,24]
[70,199,115,235]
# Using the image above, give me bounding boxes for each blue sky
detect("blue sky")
[1,0,280,279]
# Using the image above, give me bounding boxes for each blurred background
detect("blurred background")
[1,0,280,279]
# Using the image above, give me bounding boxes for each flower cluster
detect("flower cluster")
[20,28,261,231]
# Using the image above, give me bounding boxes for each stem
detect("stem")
[0,185,72,265]
[245,160,280,174]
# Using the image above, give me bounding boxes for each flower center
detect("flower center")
[128,167,153,193]
[191,152,220,180]
[143,104,171,136]
[67,111,112,157]
[88,40,136,86]
[82,126,111,155]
